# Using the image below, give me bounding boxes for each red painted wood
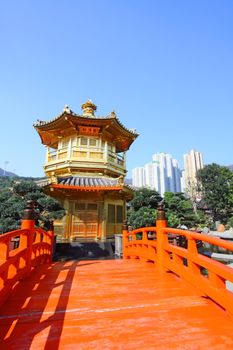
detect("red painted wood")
[0,225,53,309]
[0,259,233,349]
[124,225,233,316]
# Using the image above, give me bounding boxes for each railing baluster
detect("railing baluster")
[0,201,54,308]
[122,203,233,317]
[142,230,147,241]
[122,221,128,259]
[47,221,54,262]
[0,238,9,263]
[187,237,200,274]
[156,218,168,269]
[21,201,35,276]
[209,271,226,289]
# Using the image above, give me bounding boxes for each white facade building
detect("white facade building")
[183,149,204,193]
[144,162,159,190]
[132,153,182,197]
[172,159,182,193]
[180,170,186,193]
[132,167,145,187]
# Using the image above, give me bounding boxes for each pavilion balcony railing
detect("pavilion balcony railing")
[123,205,233,318]
[107,150,125,167]
[0,201,54,308]
[46,147,125,169]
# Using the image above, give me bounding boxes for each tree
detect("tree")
[127,188,162,229]
[0,180,65,234]
[127,207,157,229]
[228,217,233,228]
[164,192,203,228]
[184,178,200,214]
[129,188,162,211]
[197,164,233,223]
[127,188,207,230]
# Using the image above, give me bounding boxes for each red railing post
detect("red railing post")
[0,239,8,264]
[122,221,128,258]
[21,200,35,277]
[156,202,167,269]
[47,220,54,262]
[187,237,200,275]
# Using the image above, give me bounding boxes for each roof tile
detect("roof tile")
[57,176,119,188]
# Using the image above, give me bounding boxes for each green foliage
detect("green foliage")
[228,217,233,228]
[0,177,14,189]
[127,188,161,229]
[164,192,200,228]
[197,163,233,223]
[13,181,42,199]
[37,196,65,220]
[127,207,157,229]
[167,213,180,228]
[129,188,162,211]
[0,180,65,234]
[127,188,209,230]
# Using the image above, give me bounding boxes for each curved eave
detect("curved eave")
[34,112,139,151]
[50,184,133,193]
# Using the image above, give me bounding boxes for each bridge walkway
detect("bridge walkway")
[0,259,233,350]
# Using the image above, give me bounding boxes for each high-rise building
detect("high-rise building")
[180,170,186,193]
[132,153,182,196]
[144,162,159,190]
[152,153,181,196]
[183,149,204,198]
[172,159,182,193]
[132,167,145,187]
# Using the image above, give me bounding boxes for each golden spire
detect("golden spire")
[81,99,97,117]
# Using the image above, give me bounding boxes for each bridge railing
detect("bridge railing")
[0,201,54,307]
[123,205,233,317]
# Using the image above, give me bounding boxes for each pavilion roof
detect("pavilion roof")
[48,176,134,194]
[58,176,119,187]
[34,105,138,152]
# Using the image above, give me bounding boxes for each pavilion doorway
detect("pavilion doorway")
[71,202,99,241]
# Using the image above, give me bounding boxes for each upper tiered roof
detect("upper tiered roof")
[34,100,138,152]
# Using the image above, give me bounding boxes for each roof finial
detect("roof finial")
[81,99,97,117]
[110,110,116,118]
[63,105,71,113]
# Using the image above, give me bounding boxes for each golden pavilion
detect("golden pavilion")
[34,100,138,241]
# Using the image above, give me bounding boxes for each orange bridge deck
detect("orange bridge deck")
[0,259,233,350]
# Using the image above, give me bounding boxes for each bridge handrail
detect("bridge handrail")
[162,227,233,251]
[127,226,233,251]
[0,201,54,307]
[123,217,233,317]
[126,227,156,235]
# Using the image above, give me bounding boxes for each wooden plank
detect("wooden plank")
[0,260,233,349]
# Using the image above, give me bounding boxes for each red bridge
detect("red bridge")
[0,204,233,349]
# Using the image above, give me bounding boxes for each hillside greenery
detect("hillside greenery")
[0,177,65,234]
[127,188,210,229]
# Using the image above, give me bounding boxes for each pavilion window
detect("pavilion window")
[71,138,78,147]
[80,138,88,146]
[75,202,98,211]
[87,203,98,211]
[108,143,115,151]
[61,139,69,148]
[89,139,96,147]
[108,204,115,223]
[107,204,123,224]
[116,205,123,223]
[75,203,85,211]
[78,137,100,147]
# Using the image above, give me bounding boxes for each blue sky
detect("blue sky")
[0,0,233,177]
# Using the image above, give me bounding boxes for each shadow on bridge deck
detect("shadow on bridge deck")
[0,259,233,349]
